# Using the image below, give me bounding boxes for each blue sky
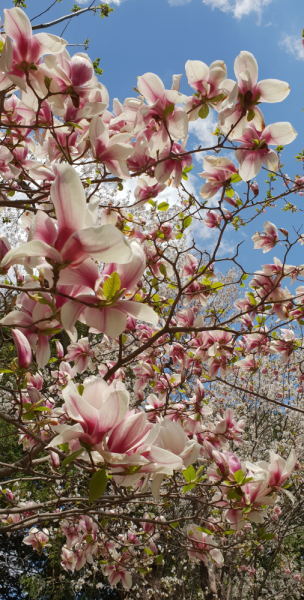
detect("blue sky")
[5,0,304,277]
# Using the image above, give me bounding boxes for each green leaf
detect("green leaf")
[158,201,169,211]
[227,489,243,501]
[80,440,93,452]
[163,103,175,118]
[170,521,179,529]
[247,109,255,122]
[34,406,51,412]
[117,182,123,191]
[77,384,84,396]
[59,443,69,452]
[198,104,209,119]
[263,533,275,540]
[0,369,13,373]
[89,469,108,502]
[183,216,192,229]
[226,187,234,198]
[62,449,83,467]
[182,483,196,493]
[48,357,57,363]
[103,272,121,300]
[231,173,242,183]
[197,527,212,534]
[211,281,223,290]
[159,264,167,277]
[155,554,163,564]
[65,121,83,130]
[196,465,205,478]
[144,547,154,556]
[183,464,196,483]
[233,470,244,484]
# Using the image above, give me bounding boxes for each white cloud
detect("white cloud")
[281,35,304,61]
[202,0,274,20]
[188,112,218,163]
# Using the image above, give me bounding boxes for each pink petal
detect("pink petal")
[84,306,128,338]
[32,211,57,246]
[234,51,258,88]
[4,8,32,60]
[73,224,133,264]
[137,73,165,104]
[36,335,50,367]
[58,259,99,290]
[51,164,86,251]
[235,149,263,182]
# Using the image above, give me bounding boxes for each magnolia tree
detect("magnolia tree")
[0,5,304,599]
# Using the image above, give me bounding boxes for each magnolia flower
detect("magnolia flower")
[157,419,200,468]
[65,338,95,374]
[134,177,166,205]
[184,59,233,120]
[154,141,192,187]
[0,164,133,272]
[47,377,130,448]
[89,116,135,179]
[199,155,238,199]
[1,8,66,93]
[136,72,189,156]
[102,564,132,590]
[61,546,78,572]
[250,450,296,492]
[270,329,297,364]
[187,525,224,567]
[59,241,158,339]
[0,292,61,367]
[23,528,49,552]
[235,123,297,182]
[203,210,222,229]
[224,509,247,531]
[252,221,278,253]
[182,253,198,278]
[219,51,290,138]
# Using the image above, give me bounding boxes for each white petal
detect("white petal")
[117,300,159,326]
[73,224,132,264]
[234,51,258,87]
[258,79,290,103]
[262,122,297,146]
[1,240,62,268]
[185,60,209,86]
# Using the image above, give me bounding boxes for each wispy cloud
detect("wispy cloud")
[202,0,275,20]
[281,35,304,61]
[188,112,218,162]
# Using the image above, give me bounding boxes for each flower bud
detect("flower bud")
[55,340,64,359]
[12,329,32,369]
